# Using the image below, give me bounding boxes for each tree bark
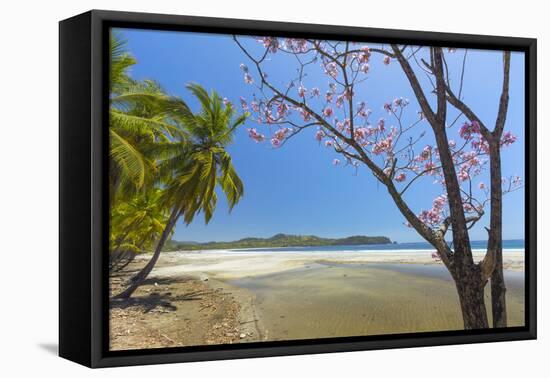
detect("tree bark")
[113,207,180,300]
[454,268,489,329]
[489,143,507,327]
[491,251,507,327]
[391,46,489,330]
[488,51,510,327]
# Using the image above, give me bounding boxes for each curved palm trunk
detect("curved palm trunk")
[109,219,144,272]
[115,240,146,272]
[113,207,180,300]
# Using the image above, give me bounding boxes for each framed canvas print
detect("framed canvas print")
[59,10,537,368]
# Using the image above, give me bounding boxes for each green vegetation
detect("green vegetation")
[164,233,392,251]
[109,33,246,299]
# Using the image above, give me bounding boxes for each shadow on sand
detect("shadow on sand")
[110,277,210,313]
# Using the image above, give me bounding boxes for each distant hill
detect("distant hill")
[163,233,392,251]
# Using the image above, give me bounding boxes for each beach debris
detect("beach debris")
[239,333,247,339]
[161,333,176,344]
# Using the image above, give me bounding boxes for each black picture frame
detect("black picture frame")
[59,9,537,368]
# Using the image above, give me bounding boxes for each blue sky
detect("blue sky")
[115,28,526,243]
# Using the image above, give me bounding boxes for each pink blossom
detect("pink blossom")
[298,84,307,98]
[393,97,409,107]
[471,137,490,153]
[239,97,248,111]
[285,38,308,53]
[263,108,274,124]
[247,128,265,143]
[284,38,309,53]
[276,102,289,118]
[325,91,334,103]
[419,145,432,161]
[463,202,474,212]
[223,98,232,107]
[244,73,254,84]
[343,118,351,133]
[239,63,249,72]
[377,118,386,132]
[479,182,486,190]
[332,158,341,166]
[372,136,393,155]
[360,63,370,73]
[424,161,436,173]
[335,95,344,108]
[325,140,333,147]
[458,168,470,182]
[311,87,321,97]
[270,127,290,148]
[395,173,407,182]
[259,37,279,53]
[501,131,517,147]
[418,195,447,227]
[324,62,338,78]
[357,102,370,117]
[459,121,481,139]
[359,46,371,63]
[354,127,371,141]
[250,100,260,112]
[323,107,334,118]
[273,128,289,140]
[300,107,311,121]
[343,87,354,100]
[315,130,325,142]
[383,56,391,65]
[419,209,442,226]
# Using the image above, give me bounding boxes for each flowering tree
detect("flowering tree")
[234,36,522,329]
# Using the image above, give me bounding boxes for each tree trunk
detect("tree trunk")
[488,142,507,327]
[454,271,489,329]
[491,249,507,327]
[113,207,180,300]
[114,239,146,272]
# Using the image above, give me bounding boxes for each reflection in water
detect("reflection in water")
[230,263,525,341]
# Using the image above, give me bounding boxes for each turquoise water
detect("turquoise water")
[232,239,524,253]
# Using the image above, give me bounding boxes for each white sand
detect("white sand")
[146,249,525,280]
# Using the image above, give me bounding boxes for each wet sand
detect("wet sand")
[134,250,525,344]
[231,263,525,341]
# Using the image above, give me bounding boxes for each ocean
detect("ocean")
[230,239,525,253]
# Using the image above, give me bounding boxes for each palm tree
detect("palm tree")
[109,33,176,202]
[114,83,247,299]
[109,188,169,272]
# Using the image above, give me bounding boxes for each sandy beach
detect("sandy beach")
[110,249,525,349]
[148,248,525,280]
